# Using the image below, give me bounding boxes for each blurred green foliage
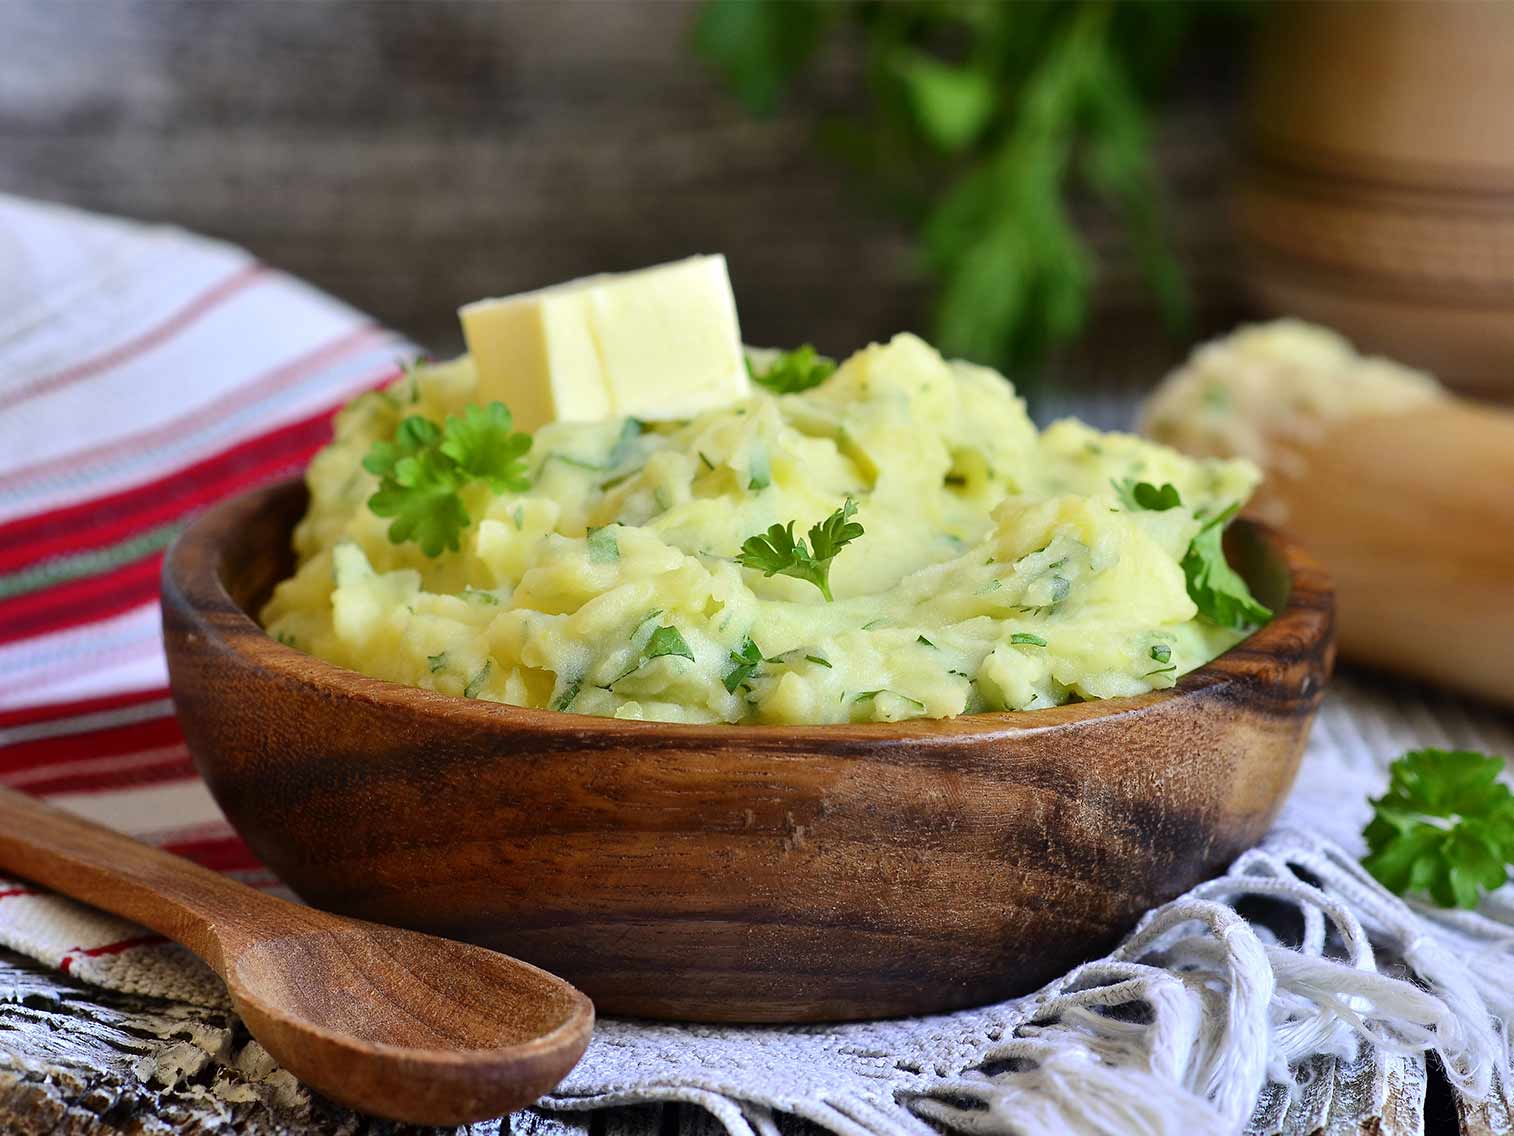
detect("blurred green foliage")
[694,0,1245,373]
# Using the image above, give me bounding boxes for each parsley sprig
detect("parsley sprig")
[737,498,863,602]
[363,402,532,556]
[1119,480,1271,631]
[1363,749,1514,909]
[748,345,837,394]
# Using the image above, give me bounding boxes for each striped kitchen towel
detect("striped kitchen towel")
[0,193,413,989]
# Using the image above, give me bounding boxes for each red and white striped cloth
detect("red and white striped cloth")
[0,193,413,1001]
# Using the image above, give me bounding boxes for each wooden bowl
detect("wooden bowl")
[162,478,1334,1023]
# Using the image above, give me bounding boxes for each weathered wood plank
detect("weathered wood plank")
[0,946,653,1136]
[0,0,1245,357]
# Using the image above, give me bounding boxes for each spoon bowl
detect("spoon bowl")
[0,787,594,1125]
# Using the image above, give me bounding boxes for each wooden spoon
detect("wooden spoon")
[0,787,594,1125]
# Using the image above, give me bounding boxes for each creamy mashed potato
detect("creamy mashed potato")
[263,334,1262,724]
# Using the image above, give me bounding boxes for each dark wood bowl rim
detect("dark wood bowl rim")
[163,477,1332,747]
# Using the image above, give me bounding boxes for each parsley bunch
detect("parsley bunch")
[695,2,1241,371]
[1364,749,1514,909]
[1118,480,1270,631]
[737,498,863,602]
[364,402,532,556]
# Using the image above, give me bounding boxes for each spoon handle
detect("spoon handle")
[0,786,302,974]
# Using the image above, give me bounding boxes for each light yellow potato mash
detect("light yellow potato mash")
[262,334,1264,724]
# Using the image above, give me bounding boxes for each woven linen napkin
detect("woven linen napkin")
[2,193,1512,1136]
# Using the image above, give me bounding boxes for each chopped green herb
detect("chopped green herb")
[723,635,764,693]
[747,345,836,394]
[464,661,493,699]
[916,635,936,648]
[587,526,620,564]
[1048,576,1070,603]
[631,609,664,638]
[463,588,499,605]
[645,625,695,662]
[1181,504,1272,630]
[861,618,888,630]
[1114,479,1183,512]
[1011,632,1047,647]
[513,504,525,530]
[551,676,583,712]
[1363,748,1514,908]
[653,486,673,512]
[805,654,832,668]
[698,451,716,471]
[274,630,297,648]
[748,445,771,491]
[854,689,927,711]
[427,652,448,673]
[1149,644,1172,664]
[736,498,863,602]
[364,402,532,555]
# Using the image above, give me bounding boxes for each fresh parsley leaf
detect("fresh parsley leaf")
[723,635,764,693]
[645,626,695,663]
[1363,748,1514,908]
[916,635,936,648]
[805,654,832,668]
[1114,479,1182,512]
[364,401,533,556]
[368,451,471,557]
[1011,632,1047,647]
[362,415,442,480]
[427,652,448,673]
[737,498,863,602]
[748,445,772,491]
[1181,504,1272,630]
[854,689,926,711]
[748,345,837,394]
[439,403,532,492]
[464,661,492,699]
[1149,643,1171,664]
[552,676,583,712]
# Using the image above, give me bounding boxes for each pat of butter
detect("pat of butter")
[459,255,750,431]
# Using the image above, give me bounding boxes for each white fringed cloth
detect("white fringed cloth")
[1,194,1512,1135]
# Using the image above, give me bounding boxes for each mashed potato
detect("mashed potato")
[262,334,1263,724]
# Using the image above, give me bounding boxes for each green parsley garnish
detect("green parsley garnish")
[1149,644,1171,665]
[748,445,772,491]
[427,652,448,673]
[747,345,836,394]
[1363,748,1514,909]
[364,402,532,556]
[1011,632,1047,647]
[737,498,863,602]
[854,689,926,711]
[916,635,936,648]
[463,661,492,699]
[645,626,695,663]
[551,676,583,712]
[1114,479,1182,512]
[1181,504,1272,631]
[723,635,763,693]
[805,654,832,668]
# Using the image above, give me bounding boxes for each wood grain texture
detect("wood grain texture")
[0,0,1246,362]
[1240,2,1514,399]
[1250,399,1514,707]
[0,943,614,1134]
[0,789,593,1126]
[161,477,1335,1023]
